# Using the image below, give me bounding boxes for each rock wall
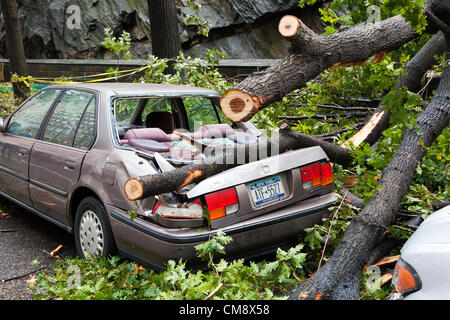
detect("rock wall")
[0,0,324,59]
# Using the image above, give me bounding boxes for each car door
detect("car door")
[0,89,62,206]
[29,89,97,225]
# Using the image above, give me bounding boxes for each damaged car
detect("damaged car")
[0,83,336,269]
[391,205,450,299]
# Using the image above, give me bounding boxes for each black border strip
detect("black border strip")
[110,201,334,244]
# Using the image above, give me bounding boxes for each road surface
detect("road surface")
[0,197,76,300]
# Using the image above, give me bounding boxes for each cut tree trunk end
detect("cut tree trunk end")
[278,15,302,38]
[278,15,320,54]
[124,178,144,201]
[220,89,261,122]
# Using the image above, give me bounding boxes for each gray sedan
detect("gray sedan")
[0,83,336,269]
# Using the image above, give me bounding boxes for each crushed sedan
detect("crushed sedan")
[0,83,336,269]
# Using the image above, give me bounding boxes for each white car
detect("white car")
[392,205,450,299]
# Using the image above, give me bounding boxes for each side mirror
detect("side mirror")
[0,118,5,132]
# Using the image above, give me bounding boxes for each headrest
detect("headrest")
[145,111,174,134]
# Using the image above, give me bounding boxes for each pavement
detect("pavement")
[0,197,76,300]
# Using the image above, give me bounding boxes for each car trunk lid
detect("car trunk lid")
[186,146,328,198]
[185,146,333,229]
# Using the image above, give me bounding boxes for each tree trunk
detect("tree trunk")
[220,14,418,122]
[147,0,181,73]
[0,0,29,100]
[289,58,450,300]
[427,0,450,26]
[124,124,354,200]
[279,112,370,121]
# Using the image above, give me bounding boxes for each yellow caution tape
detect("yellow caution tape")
[11,65,151,87]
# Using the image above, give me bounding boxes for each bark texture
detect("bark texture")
[0,0,29,100]
[290,60,450,300]
[147,0,181,73]
[220,14,418,122]
[427,0,450,26]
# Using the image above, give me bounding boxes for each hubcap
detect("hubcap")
[79,210,104,257]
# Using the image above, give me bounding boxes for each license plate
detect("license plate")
[249,176,285,207]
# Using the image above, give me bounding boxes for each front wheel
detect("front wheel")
[74,197,116,258]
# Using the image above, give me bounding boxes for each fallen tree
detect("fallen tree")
[219,14,417,123]
[125,11,441,200]
[124,27,445,201]
[290,60,449,300]
[123,3,449,300]
[124,124,354,200]
[346,30,447,148]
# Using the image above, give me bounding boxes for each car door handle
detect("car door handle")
[18,148,28,158]
[64,160,76,172]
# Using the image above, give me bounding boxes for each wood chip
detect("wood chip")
[50,245,63,257]
[380,273,393,286]
[298,291,309,298]
[342,110,385,148]
[373,255,400,267]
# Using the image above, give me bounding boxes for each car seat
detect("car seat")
[145,111,174,134]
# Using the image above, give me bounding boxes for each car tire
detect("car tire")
[74,197,116,259]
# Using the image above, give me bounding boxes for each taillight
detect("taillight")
[321,162,334,186]
[204,187,239,220]
[300,162,334,189]
[300,163,321,188]
[153,199,203,219]
[392,258,422,295]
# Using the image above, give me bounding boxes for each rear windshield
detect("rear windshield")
[113,96,230,130]
[112,96,243,162]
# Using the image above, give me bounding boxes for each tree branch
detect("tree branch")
[220,14,418,122]
[344,31,447,148]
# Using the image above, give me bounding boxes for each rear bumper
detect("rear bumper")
[108,192,337,269]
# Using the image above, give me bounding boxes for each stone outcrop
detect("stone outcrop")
[0,0,324,59]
